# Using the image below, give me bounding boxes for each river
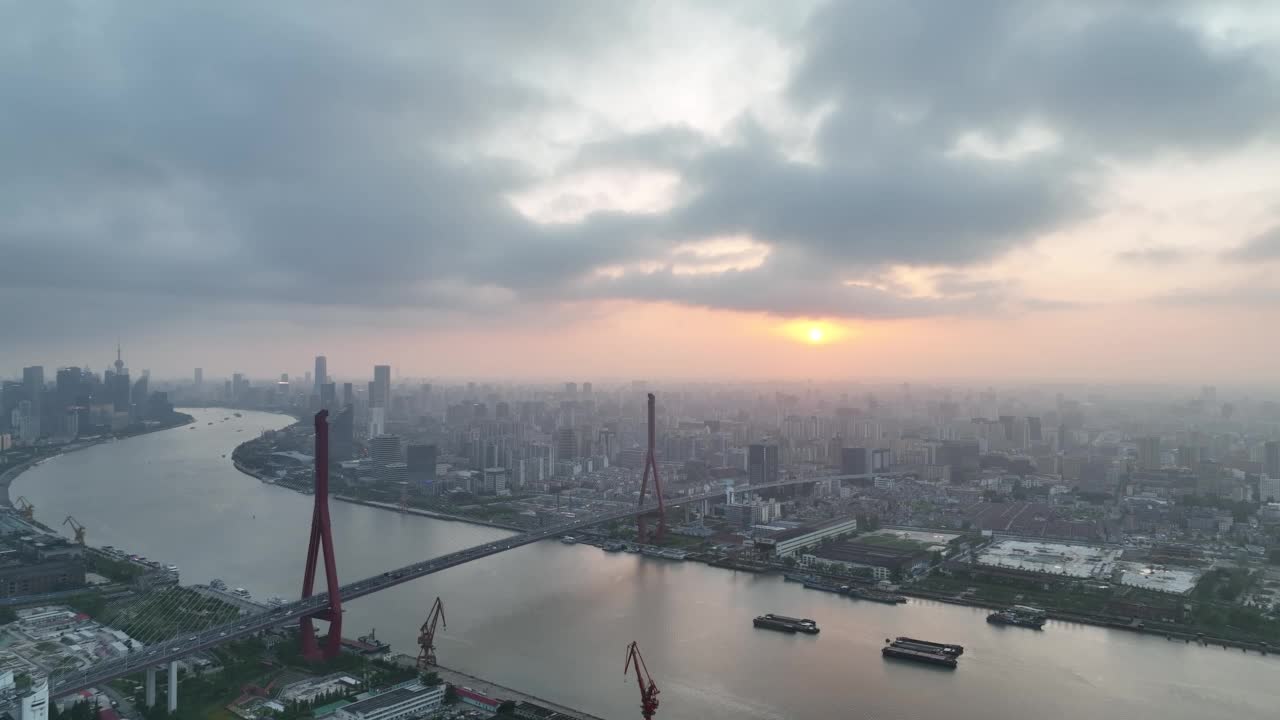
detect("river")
[10,408,1278,719]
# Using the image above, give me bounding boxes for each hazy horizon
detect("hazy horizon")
[5,2,1280,383]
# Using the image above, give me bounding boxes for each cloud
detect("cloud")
[1116,246,1189,264]
[1,0,1278,353]
[1221,226,1280,262]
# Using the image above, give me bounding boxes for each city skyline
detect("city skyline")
[1,3,1280,382]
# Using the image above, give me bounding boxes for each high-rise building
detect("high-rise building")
[1026,416,1043,444]
[871,448,891,472]
[319,383,336,410]
[564,382,577,396]
[582,382,593,395]
[369,434,403,481]
[104,348,130,414]
[314,356,327,397]
[555,427,578,463]
[1137,436,1161,470]
[372,365,391,408]
[748,442,779,485]
[194,368,203,388]
[841,447,869,475]
[22,366,44,438]
[407,444,438,489]
[342,383,354,409]
[330,405,354,461]
[1264,441,1280,479]
[938,440,980,483]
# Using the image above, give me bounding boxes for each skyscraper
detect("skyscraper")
[330,405,354,461]
[22,366,43,437]
[194,368,203,388]
[407,444,438,489]
[342,383,354,409]
[373,365,391,408]
[319,383,336,410]
[748,442,779,485]
[1265,441,1280,479]
[555,427,578,463]
[369,434,402,482]
[1137,436,1161,470]
[314,356,327,397]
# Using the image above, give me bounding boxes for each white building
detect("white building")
[754,517,859,558]
[0,671,48,720]
[1260,475,1280,503]
[335,683,444,720]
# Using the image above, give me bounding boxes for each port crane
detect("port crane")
[623,641,659,720]
[63,516,87,545]
[416,596,446,671]
[14,496,34,521]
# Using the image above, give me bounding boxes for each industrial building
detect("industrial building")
[333,682,444,720]
[800,540,931,580]
[754,516,859,558]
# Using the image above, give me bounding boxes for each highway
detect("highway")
[51,473,869,696]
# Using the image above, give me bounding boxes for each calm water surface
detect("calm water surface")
[12,408,1278,719]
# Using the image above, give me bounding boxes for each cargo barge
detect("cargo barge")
[753,613,820,634]
[849,587,907,604]
[882,638,958,668]
[892,637,964,656]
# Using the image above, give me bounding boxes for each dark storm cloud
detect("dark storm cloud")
[1,0,1277,340]
[1221,226,1280,262]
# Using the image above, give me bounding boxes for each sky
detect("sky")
[3,1,1280,383]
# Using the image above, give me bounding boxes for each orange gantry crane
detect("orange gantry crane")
[624,641,659,720]
[417,596,446,671]
[14,496,34,521]
[63,516,87,545]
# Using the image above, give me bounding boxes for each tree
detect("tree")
[443,686,459,705]
[496,700,517,715]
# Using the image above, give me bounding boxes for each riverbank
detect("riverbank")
[0,412,195,508]
[385,655,606,720]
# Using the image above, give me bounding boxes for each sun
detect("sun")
[780,319,850,345]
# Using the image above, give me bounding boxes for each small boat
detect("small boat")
[603,541,626,552]
[560,536,578,545]
[209,578,227,591]
[987,605,1047,629]
[232,587,251,598]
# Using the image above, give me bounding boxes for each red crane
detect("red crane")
[623,641,659,720]
[417,597,446,671]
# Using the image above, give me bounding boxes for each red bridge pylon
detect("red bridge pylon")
[300,410,343,660]
[637,393,666,544]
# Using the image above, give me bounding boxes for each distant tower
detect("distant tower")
[114,344,125,375]
[314,356,327,397]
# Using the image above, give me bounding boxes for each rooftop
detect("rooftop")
[769,516,859,543]
[977,539,1119,579]
[810,540,928,569]
[341,684,440,715]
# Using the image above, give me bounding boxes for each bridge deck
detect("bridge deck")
[51,474,868,695]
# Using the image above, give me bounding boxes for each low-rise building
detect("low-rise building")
[334,683,443,720]
[754,516,858,558]
[800,541,930,580]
